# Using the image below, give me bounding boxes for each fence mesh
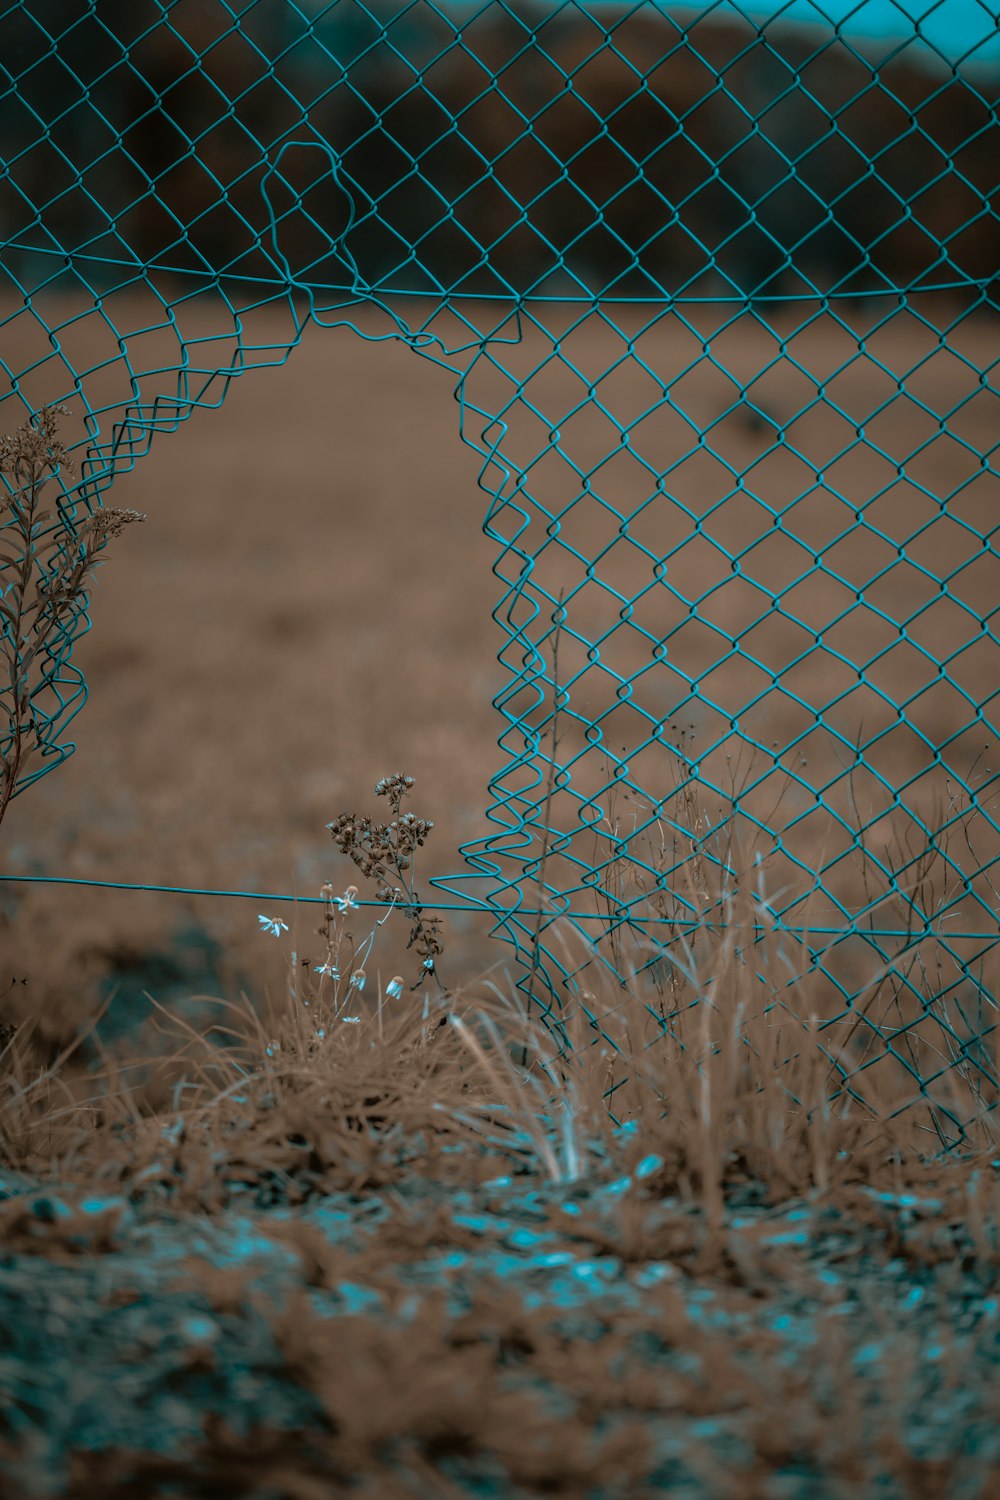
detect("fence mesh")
[2,1,998,1149]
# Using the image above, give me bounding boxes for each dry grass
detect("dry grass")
[7,756,991,1203]
[2,836,1000,1497]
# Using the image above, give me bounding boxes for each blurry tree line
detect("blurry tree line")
[0,0,996,304]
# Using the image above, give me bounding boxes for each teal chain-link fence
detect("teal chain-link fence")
[2,1,998,1149]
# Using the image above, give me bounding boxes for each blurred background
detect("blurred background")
[1,0,997,304]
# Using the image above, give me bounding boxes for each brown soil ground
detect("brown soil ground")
[2,292,997,1101]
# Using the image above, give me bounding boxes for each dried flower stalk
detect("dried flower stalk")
[0,405,145,830]
[327,773,445,993]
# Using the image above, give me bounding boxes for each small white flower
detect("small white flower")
[341,1015,361,1024]
[314,962,340,980]
[386,976,404,999]
[334,887,359,914]
[349,970,366,991]
[258,914,289,937]
[314,1027,327,1040]
[422,957,435,971]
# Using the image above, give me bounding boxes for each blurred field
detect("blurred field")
[2,291,998,1080]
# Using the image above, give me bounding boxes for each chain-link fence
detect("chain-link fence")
[2,1,998,1149]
